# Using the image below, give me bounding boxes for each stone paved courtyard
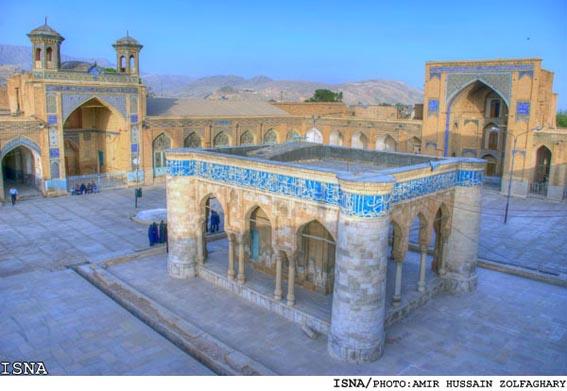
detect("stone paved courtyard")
[0,267,213,375]
[0,185,566,374]
[107,254,567,375]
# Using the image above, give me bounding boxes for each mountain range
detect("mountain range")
[0,44,423,105]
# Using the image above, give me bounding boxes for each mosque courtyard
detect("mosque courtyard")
[0,186,566,374]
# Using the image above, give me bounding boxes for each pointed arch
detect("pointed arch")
[247,205,273,264]
[152,133,172,177]
[1,138,44,195]
[184,132,202,148]
[432,204,450,274]
[376,134,397,152]
[0,136,42,160]
[240,130,254,145]
[329,130,344,146]
[444,79,510,156]
[213,131,230,147]
[408,136,421,153]
[129,55,136,72]
[409,211,430,246]
[351,131,368,150]
[296,219,336,295]
[534,145,552,184]
[264,128,277,144]
[62,96,127,125]
[447,78,510,107]
[305,128,323,143]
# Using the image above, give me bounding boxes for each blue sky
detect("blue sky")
[1,0,566,109]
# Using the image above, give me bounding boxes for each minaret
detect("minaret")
[27,18,64,71]
[113,32,143,75]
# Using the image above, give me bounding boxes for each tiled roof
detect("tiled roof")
[114,35,142,46]
[147,98,290,117]
[28,23,63,39]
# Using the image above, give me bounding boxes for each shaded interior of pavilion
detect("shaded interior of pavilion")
[197,196,448,326]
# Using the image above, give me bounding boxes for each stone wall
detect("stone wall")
[353,105,399,120]
[272,102,352,117]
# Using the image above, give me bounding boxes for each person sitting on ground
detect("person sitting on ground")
[91,182,99,193]
[72,184,81,195]
[79,183,87,195]
[86,182,93,194]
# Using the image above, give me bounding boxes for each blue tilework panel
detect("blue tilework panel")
[167,159,483,217]
[428,99,439,115]
[516,102,530,117]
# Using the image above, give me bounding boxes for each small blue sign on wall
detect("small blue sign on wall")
[517,102,530,117]
[48,115,57,125]
[131,144,138,153]
[428,99,439,115]
[49,148,60,158]
[130,114,138,124]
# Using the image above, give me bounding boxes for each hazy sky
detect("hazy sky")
[1,0,566,109]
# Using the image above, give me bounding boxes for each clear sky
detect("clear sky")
[1,0,566,109]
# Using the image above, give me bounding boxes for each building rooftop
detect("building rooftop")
[147,98,291,117]
[113,34,143,48]
[28,21,64,40]
[174,142,448,178]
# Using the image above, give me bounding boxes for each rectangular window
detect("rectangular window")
[490,100,500,118]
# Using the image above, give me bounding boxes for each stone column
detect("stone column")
[392,260,403,305]
[328,176,393,363]
[274,250,283,300]
[287,256,295,306]
[196,221,205,266]
[237,234,246,284]
[417,244,427,293]
[166,175,198,279]
[439,229,449,276]
[443,164,483,293]
[227,232,236,280]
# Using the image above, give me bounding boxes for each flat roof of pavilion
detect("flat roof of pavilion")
[176,142,449,177]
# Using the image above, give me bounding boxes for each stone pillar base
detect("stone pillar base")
[547,185,565,201]
[500,178,528,198]
[443,272,477,294]
[167,260,196,279]
[328,334,384,363]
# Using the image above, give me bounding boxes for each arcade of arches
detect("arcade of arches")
[165,143,484,362]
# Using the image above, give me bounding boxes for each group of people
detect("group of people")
[148,220,168,249]
[71,182,99,195]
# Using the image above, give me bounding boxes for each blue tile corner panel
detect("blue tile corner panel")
[456,169,483,186]
[516,102,530,117]
[167,159,483,217]
[428,99,439,115]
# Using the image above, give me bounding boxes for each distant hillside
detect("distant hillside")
[0,44,423,105]
[0,44,112,72]
[146,75,423,106]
